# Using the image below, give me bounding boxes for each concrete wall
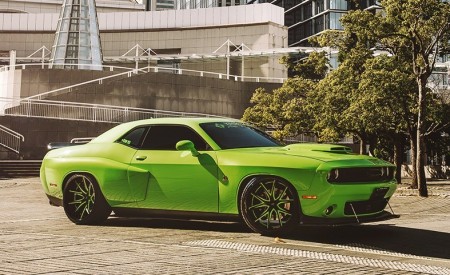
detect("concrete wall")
[0,116,117,159]
[17,68,118,97]
[0,69,21,113]
[17,68,281,118]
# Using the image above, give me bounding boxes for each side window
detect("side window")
[117,127,147,148]
[141,125,209,150]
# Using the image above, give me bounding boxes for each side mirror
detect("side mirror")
[176,140,199,157]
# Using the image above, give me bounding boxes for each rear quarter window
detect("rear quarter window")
[117,127,147,148]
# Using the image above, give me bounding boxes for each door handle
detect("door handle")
[135,156,147,161]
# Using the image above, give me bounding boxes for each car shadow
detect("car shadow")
[103,216,252,233]
[103,217,450,260]
[284,224,450,260]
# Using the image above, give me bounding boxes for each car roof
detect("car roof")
[91,117,239,143]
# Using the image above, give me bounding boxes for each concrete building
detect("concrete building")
[0,3,287,77]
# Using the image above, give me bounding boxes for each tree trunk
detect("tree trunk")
[409,136,418,189]
[416,78,428,197]
[368,135,377,156]
[417,136,428,196]
[393,136,404,184]
[359,138,367,155]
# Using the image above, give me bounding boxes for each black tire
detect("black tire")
[240,177,300,236]
[63,174,111,225]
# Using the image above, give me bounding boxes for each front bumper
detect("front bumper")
[47,194,62,207]
[300,210,399,226]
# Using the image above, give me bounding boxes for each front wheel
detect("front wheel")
[240,177,300,236]
[63,174,111,225]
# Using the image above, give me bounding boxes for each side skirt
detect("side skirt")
[112,207,241,222]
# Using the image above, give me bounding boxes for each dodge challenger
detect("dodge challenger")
[40,118,398,235]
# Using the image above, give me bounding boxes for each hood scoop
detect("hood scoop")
[284,143,353,154]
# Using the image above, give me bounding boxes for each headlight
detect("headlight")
[326,167,395,183]
[382,167,390,177]
[327,169,339,182]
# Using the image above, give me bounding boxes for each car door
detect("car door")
[130,124,219,212]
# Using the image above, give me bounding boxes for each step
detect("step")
[0,160,42,178]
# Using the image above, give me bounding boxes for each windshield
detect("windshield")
[200,122,282,149]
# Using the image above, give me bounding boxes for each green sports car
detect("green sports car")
[41,117,398,235]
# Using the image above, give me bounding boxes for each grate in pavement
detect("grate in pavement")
[184,239,450,275]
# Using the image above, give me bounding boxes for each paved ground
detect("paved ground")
[1,178,449,274]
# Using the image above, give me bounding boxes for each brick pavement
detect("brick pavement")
[395,179,450,197]
[0,178,449,274]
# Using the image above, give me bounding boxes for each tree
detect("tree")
[242,52,328,140]
[313,2,450,195]
[358,56,416,183]
[309,11,410,157]
[379,0,450,196]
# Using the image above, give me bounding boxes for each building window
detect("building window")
[284,0,295,10]
[302,2,313,20]
[328,0,347,10]
[66,45,79,59]
[314,15,324,33]
[315,0,325,14]
[329,12,344,29]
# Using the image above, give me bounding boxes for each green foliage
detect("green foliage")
[243,53,328,140]
[280,52,329,81]
[242,77,315,140]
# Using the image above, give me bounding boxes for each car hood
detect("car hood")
[226,143,392,167]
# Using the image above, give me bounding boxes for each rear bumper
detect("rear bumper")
[300,210,399,226]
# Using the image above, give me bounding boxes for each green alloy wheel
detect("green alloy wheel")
[63,174,111,225]
[240,177,300,236]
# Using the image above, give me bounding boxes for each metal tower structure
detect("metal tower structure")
[50,0,103,70]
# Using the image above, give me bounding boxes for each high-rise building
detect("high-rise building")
[247,0,380,46]
[143,0,244,10]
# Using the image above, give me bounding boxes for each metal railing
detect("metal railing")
[0,124,24,155]
[3,99,224,123]
[0,63,145,73]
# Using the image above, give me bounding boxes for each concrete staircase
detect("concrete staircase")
[0,160,41,178]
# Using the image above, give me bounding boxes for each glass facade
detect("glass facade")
[147,0,244,10]
[176,0,243,9]
[249,0,378,46]
[50,0,103,70]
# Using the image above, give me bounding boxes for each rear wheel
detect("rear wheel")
[63,174,111,225]
[240,177,300,235]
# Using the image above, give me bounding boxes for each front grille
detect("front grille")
[327,167,394,183]
[344,198,389,215]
